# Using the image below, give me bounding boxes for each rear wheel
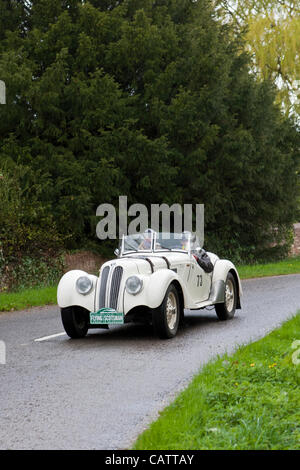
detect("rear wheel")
[61,306,89,338]
[152,284,180,339]
[215,272,237,321]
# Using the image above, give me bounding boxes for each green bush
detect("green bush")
[0,255,65,292]
[0,169,64,291]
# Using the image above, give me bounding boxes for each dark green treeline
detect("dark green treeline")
[0,0,299,263]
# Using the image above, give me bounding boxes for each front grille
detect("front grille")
[99,266,110,309]
[109,266,123,310]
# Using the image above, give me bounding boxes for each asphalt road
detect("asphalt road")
[0,274,300,450]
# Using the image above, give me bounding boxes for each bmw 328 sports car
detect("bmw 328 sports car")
[57,230,242,339]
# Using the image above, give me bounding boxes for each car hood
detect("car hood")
[100,252,190,276]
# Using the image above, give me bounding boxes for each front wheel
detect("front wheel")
[152,284,181,339]
[215,273,237,321]
[61,306,89,338]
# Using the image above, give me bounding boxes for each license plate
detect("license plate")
[90,308,124,325]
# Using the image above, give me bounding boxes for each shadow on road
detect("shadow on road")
[58,309,222,347]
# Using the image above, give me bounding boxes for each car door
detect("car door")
[186,255,212,303]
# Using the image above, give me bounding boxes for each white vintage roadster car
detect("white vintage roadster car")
[57,230,242,339]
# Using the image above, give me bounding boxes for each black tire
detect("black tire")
[215,272,237,321]
[152,284,181,339]
[61,306,89,338]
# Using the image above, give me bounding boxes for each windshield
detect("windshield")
[121,231,194,254]
[122,232,154,253]
[155,232,190,251]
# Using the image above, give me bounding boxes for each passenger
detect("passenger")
[180,231,190,250]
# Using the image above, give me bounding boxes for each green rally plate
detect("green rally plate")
[90,308,124,325]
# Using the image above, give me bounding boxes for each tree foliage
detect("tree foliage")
[0,0,299,263]
[215,0,300,117]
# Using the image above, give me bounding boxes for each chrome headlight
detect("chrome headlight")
[125,276,143,295]
[76,276,93,295]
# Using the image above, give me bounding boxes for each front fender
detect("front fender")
[210,260,242,308]
[123,269,187,314]
[57,270,98,312]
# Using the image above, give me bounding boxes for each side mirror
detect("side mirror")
[114,248,120,257]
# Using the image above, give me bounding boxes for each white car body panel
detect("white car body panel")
[57,248,242,317]
[57,270,98,312]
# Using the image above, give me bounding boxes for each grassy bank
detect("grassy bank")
[237,256,300,279]
[133,314,300,450]
[0,286,57,312]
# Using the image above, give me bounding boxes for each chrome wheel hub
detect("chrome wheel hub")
[166,292,178,330]
[225,279,234,312]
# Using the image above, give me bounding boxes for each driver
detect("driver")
[138,230,152,250]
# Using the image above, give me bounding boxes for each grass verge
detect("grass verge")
[133,314,300,450]
[0,286,57,312]
[237,256,300,279]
